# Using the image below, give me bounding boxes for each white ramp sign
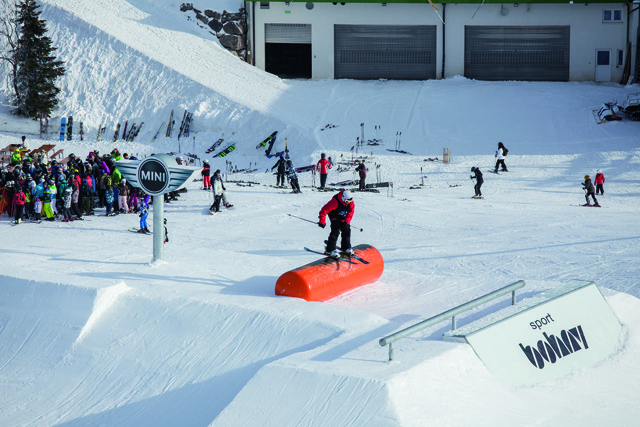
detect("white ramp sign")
[464,281,621,386]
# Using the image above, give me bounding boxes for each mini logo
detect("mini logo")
[138,158,169,195]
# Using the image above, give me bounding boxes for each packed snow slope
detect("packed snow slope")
[1,0,640,426]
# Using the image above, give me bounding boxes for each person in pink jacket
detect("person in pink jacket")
[315,153,332,190]
[594,169,605,195]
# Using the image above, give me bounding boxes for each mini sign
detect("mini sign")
[114,154,200,196]
[138,157,170,195]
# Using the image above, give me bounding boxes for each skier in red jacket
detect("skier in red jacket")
[318,190,354,257]
[594,169,605,195]
[316,153,332,190]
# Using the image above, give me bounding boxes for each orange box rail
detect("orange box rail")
[275,244,384,302]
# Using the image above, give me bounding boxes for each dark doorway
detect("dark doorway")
[265,43,312,79]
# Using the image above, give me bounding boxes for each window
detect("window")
[260,2,269,9]
[603,9,622,22]
[618,49,624,67]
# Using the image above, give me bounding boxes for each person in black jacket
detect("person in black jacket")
[271,154,286,187]
[355,160,367,191]
[470,167,484,199]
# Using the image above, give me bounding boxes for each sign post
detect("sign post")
[115,154,199,261]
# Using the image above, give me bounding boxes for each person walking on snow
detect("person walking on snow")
[316,153,332,190]
[582,175,599,207]
[209,170,232,213]
[594,170,605,195]
[494,142,508,173]
[355,160,367,191]
[272,154,287,187]
[318,189,355,257]
[470,166,484,199]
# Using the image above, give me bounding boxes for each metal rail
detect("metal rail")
[379,280,525,361]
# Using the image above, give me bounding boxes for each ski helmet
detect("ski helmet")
[321,153,326,159]
[342,190,353,203]
[203,160,209,165]
[597,169,602,174]
[471,167,476,172]
[584,175,590,180]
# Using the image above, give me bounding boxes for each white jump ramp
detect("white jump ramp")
[443,280,622,386]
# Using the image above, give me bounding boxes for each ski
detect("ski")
[183,113,193,138]
[128,228,152,234]
[59,117,66,141]
[113,123,121,142]
[177,110,188,140]
[126,123,136,141]
[295,165,315,173]
[151,122,165,142]
[96,120,102,141]
[213,143,236,158]
[122,120,128,140]
[265,135,278,157]
[66,116,73,140]
[572,204,602,208]
[131,122,144,141]
[304,247,357,265]
[206,138,224,153]
[340,251,369,264]
[166,110,174,137]
[256,131,278,149]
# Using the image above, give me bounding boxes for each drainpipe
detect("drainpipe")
[251,1,256,66]
[441,4,446,79]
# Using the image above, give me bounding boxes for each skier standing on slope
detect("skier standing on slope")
[201,160,211,190]
[138,196,150,233]
[272,154,287,187]
[470,167,484,199]
[355,160,367,191]
[318,189,355,257]
[582,175,600,207]
[285,160,301,193]
[494,142,508,173]
[594,169,605,195]
[316,153,332,190]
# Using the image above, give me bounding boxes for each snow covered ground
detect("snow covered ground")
[1,1,639,426]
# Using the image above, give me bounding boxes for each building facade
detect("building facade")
[245,0,639,82]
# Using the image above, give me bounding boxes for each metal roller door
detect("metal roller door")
[465,26,570,81]
[334,25,437,80]
[265,23,311,44]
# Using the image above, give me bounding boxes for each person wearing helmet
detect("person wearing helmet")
[581,175,599,207]
[118,179,130,213]
[594,169,605,195]
[470,167,484,199]
[11,149,21,166]
[61,188,73,222]
[318,189,355,258]
[316,153,332,190]
[285,160,301,193]
[271,154,287,187]
[12,185,26,224]
[209,169,232,212]
[202,160,211,190]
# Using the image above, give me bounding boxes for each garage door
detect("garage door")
[465,26,570,81]
[334,25,437,80]
[265,23,311,44]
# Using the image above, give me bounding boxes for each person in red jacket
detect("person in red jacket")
[318,190,354,257]
[13,186,26,224]
[316,153,332,190]
[594,169,605,195]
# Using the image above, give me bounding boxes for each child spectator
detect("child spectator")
[105,185,114,216]
[34,197,42,222]
[118,179,130,213]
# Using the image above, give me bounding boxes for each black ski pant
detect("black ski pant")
[585,191,598,205]
[319,173,328,189]
[289,177,300,193]
[14,205,24,222]
[359,172,366,191]
[474,181,483,196]
[494,159,507,172]
[326,220,351,252]
[596,184,604,195]
[210,195,222,212]
[71,202,81,218]
[276,171,285,186]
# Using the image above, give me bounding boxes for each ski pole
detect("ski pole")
[289,214,363,232]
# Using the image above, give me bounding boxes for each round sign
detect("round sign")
[138,157,170,195]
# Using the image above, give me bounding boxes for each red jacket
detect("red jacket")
[594,173,605,185]
[319,190,354,225]
[13,191,26,206]
[316,158,331,175]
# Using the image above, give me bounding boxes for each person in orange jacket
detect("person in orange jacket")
[318,190,354,257]
[315,153,332,190]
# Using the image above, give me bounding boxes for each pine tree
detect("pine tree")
[11,0,65,118]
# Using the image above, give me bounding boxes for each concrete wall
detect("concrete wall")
[248,2,634,82]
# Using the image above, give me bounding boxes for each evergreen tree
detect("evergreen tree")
[11,0,65,118]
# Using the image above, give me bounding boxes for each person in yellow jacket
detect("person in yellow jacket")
[42,185,55,221]
[10,149,21,166]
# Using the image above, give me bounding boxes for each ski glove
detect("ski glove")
[318,222,326,228]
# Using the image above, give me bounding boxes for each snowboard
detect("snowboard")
[206,138,224,153]
[304,247,357,265]
[59,117,66,141]
[213,144,236,158]
[256,131,278,149]
[79,121,84,141]
[66,116,73,141]
[266,150,285,159]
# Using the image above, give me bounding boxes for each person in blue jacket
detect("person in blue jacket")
[138,196,150,233]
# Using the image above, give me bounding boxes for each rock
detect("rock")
[221,11,243,23]
[219,34,245,51]
[180,3,193,12]
[204,9,215,18]
[222,21,243,36]
[195,13,208,24]
[208,18,223,33]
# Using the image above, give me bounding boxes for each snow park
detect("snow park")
[1,0,640,426]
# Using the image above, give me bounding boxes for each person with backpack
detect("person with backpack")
[318,189,355,258]
[594,169,605,195]
[316,153,332,190]
[470,166,484,199]
[494,142,508,173]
